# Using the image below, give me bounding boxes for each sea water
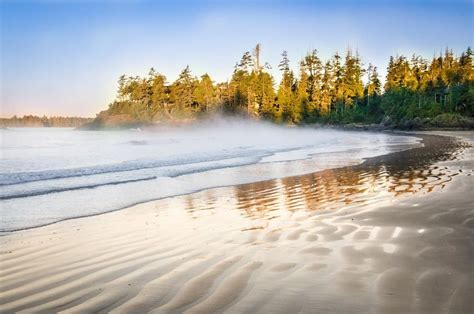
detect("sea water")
[0,120,421,231]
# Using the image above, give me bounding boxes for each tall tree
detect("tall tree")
[277,51,297,122]
[256,71,277,120]
[227,51,253,113]
[341,49,364,107]
[193,73,215,113]
[296,61,309,121]
[103,45,473,126]
[459,47,473,82]
[170,65,197,115]
[320,61,334,113]
[367,63,381,97]
[302,50,323,118]
[148,68,168,118]
[331,52,344,110]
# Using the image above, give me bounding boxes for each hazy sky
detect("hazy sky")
[1,0,472,117]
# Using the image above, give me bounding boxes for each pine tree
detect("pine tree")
[367,64,381,96]
[170,65,197,115]
[459,47,473,82]
[228,52,253,113]
[296,60,309,120]
[246,44,277,119]
[410,55,429,91]
[103,45,473,125]
[341,49,364,107]
[331,52,344,109]
[385,56,397,91]
[277,51,297,122]
[257,71,277,120]
[278,50,290,73]
[428,55,445,91]
[236,51,253,72]
[194,73,215,113]
[148,69,168,119]
[302,50,323,118]
[320,61,334,113]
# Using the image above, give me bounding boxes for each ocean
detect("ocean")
[0,120,420,231]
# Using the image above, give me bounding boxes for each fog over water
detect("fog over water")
[0,119,421,231]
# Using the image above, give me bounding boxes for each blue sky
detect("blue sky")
[1,0,472,117]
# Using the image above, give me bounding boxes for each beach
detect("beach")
[0,131,473,313]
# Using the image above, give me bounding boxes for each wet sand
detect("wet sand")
[1,131,473,313]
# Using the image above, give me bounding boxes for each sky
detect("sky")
[1,0,472,117]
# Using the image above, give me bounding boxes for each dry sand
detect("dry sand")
[0,131,473,313]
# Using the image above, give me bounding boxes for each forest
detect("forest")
[91,44,473,129]
[0,115,94,128]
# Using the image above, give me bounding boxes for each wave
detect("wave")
[0,125,422,231]
[0,150,267,186]
[0,176,157,200]
[0,155,264,201]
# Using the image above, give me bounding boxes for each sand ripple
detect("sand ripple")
[1,133,473,313]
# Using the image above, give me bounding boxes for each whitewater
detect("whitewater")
[0,120,421,231]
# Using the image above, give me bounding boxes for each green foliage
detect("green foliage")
[257,72,278,120]
[430,113,473,127]
[193,74,217,114]
[98,45,473,127]
[170,65,197,116]
[277,51,299,123]
[341,50,364,106]
[1,115,93,127]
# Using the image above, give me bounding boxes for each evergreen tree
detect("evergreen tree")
[170,65,197,115]
[302,50,323,119]
[148,68,168,119]
[237,51,253,72]
[194,73,215,113]
[227,51,254,114]
[296,60,309,120]
[367,64,381,96]
[101,45,473,126]
[331,52,344,112]
[320,61,334,113]
[459,47,473,82]
[385,56,397,91]
[278,50,290,73]
[278,51,297,122]
[256,71,277,120]
[341,49,364,107]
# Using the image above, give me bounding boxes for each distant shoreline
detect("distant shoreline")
[2,113,473,131]
[78,114,474,131]
[0,115,94,128]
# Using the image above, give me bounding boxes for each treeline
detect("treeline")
[0,115,94,128]
[96,44,473,128]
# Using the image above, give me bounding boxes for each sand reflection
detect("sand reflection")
[187,134,465,222]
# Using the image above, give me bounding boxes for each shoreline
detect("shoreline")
[1,131,473,313]
[0,129,422,237]
[0,129,422,233]
[0,132,465,234]
[2,116,473,132]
